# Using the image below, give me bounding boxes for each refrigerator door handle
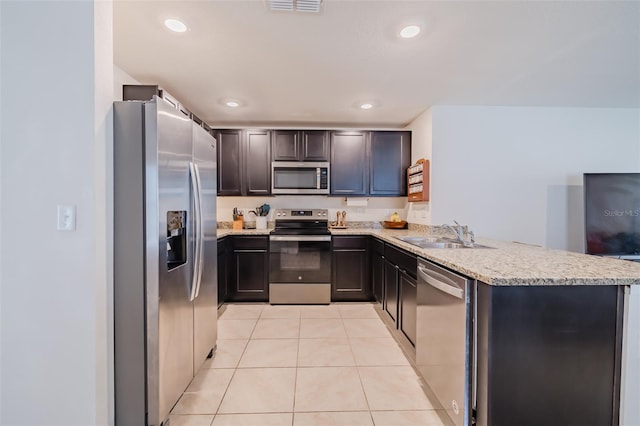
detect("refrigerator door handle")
[193,162,205,298]
[189,161,204,301]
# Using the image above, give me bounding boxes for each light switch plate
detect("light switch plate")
[57,205,76,231]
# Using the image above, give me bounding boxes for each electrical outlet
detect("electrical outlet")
[57,205,76,231]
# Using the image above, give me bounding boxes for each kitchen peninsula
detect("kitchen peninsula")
[218,226,640,426]
[219,226,640,286]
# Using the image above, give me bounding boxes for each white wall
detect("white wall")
[0,1,113,425]
[405,108,432,225]
[429,106,640,250]
[113,64,141,101]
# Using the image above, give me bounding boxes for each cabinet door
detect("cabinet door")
[216,130,243,195]
[302,131,329,161]
[330,131,367,195]
[399,271,417,346]
[228,237,269,302]
[272,130,299,161]
[244,129,271,195]
[331,236,371,302]
[384,259,399,324]
[217,238,228,307]
[229,250,268,302]
[371,252,385,306]
[369,131,411,196]
[332,250,370,301]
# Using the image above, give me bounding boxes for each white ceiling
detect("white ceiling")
[113,0,640,128]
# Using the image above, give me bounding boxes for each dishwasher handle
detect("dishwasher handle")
[418,265,464,299]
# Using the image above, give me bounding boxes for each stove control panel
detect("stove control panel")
[274,209,328,219]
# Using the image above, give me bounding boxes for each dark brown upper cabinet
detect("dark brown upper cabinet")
[330,131,368,195]
[216,129,243,196]
[244,129,271,195]
[369,131,411,196]
[330,130,412,197]
[272,130,329,162]
[215,129,271,196]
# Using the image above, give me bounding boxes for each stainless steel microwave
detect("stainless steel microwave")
[271,162,330,194]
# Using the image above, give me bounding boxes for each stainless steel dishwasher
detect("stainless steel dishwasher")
[416,258,475,426]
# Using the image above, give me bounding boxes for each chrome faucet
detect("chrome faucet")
[444,220,475,245]
[444,220,465,241]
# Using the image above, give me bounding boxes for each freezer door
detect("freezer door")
[192,123,218,369]
[146,98,195,426]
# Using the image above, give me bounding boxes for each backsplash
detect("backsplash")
[216,196,410,224]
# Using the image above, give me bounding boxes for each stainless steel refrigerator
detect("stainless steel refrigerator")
[113,96,218,426]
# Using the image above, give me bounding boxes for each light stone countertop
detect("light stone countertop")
[217,228,272,238]
[217,228,640,286]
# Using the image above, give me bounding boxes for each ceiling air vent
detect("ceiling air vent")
[268,0,323,13]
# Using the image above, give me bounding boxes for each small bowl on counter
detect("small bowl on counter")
[381,220,408,229]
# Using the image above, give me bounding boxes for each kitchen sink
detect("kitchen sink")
[396,236,441,244]
[395,236,493,249]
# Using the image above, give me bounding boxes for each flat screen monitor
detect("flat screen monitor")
[584,173,640,256]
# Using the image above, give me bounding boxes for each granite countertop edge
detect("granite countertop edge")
[217,228,640,286]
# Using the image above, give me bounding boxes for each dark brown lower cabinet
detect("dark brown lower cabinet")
[476,282,624,426]
[371,238,385,308]
[227,236,269,302]
[331,236,372,302]
[217,237,230,307]
[384,259,399,323]
[399,272,417,346]
[383,243,417,335]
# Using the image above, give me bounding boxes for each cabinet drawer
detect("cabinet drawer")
[333,236,368,250]
[233,236,268,250]
[385,244,416,277]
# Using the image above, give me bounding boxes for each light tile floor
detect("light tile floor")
[170,303,448,426]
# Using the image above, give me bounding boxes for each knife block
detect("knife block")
[232,216,244,230]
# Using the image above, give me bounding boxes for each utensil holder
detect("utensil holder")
[256,216,267,230]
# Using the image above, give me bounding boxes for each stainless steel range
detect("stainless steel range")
[269,209,331,304]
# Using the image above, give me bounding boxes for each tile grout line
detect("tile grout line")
[212,306,260,422]
[292,310,301,426]
[210,303,442,425]
[343,311,380,426]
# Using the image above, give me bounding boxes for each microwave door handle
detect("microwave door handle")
[317,167,321,189]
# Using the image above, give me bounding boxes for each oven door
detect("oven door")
[269,235,331,283]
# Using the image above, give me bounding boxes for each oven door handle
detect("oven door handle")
[270,235,332,242]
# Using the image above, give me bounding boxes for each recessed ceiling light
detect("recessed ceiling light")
[164,18,187,33]
[399,25,421,39]
[225,101,240,108]
[360,103,374,110]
